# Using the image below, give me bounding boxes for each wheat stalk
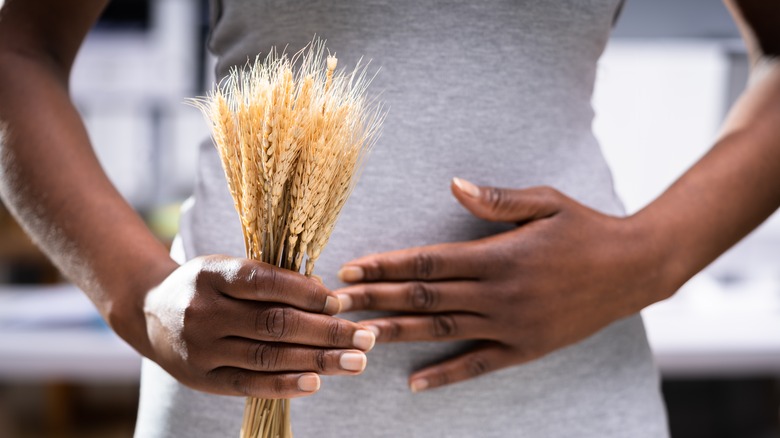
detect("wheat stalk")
[189,39,383,438]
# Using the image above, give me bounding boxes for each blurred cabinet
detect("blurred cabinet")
[72,0,209,207]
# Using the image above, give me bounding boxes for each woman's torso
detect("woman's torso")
[134,1,669,436]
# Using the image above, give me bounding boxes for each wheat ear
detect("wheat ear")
[191,38,384,438]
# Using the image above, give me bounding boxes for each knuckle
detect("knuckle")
[325,320,345,347]
[181,303,197,327]
[229,370,252,396]
[192,265,211,291]
[205,367,220,384]
[182,299,207,329]
[356,286,375,309]
[252,265,282,296]
[484,187,507,213]
[383,320,402,341]
[362,260,385,281]
[413,252,437,279]
[225,369,290,398]
[537,185,560,198]
[270,375,287,397]
[314,349,327,372]
[249,343,280,370]
[304,282,324,310]
[432,371,450,388]
[191,255,228,290]
[465,354,490,377]
[431,315,457,338]
[255,306,295,340]
[536,186,562,207]
[183,347,205,372]
[407,282,439,310]
[246,265,260,291]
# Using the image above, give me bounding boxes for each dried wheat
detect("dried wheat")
[190,38,383,438]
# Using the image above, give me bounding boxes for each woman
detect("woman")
[0,1,778,436]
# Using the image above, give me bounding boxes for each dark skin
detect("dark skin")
[335,1,780,391]
[0,0,778,401]
[0,0,375,399]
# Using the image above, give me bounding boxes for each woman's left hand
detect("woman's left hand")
[335,178,673,392]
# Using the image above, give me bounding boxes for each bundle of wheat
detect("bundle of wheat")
[190,40,383,438]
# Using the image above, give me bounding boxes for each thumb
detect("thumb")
[451,178,562,224]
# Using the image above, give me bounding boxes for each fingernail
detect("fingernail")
[410,378,429,393]
[337,294,352,312]
[323,296,341,315]
[452,177,480,198]
[338,266,364,282]
[298,374,320,392]
[353,329,376,351]
[339,352,367,372]
[365,325,380,338]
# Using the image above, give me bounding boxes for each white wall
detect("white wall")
[71,0,205,207]
[594,40,728,214]
[593,39,780,278]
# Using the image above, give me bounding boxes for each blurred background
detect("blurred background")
[0,0,778,437]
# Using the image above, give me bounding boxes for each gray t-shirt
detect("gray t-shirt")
[135,1,670,436]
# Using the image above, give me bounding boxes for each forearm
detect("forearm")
[0,51,176,358]
[633,60,780,297]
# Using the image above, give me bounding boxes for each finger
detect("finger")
[451,179,562,224]
[225,301,376,351]
[206,368,321,399]
[217,339,368,375]
[201,256,340,315]
[359,314,488,343]
[338,243,482,283]
[336,281,483,314]
[408,343,516,392]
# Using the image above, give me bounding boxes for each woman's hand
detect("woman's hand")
[143,255,376,399]
[335,178,673,392]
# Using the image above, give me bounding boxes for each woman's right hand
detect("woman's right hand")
[143,255,375,399]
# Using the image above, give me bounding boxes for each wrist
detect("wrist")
[618,212,683,312]
[105,254,179,360]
